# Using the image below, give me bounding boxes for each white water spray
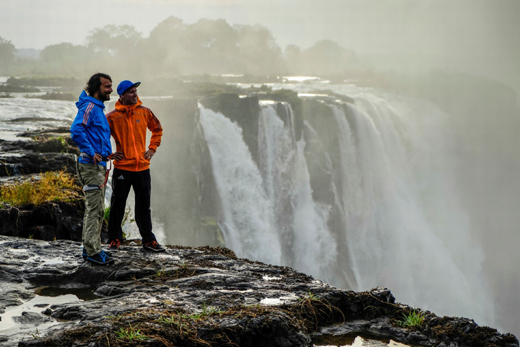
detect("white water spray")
[199,88,496,329]
[332,93,495,326]
[200,104,337,280]
[257,104,337,278]
[199,106,282,265]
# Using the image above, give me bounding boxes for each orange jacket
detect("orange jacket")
[106,97,163,172]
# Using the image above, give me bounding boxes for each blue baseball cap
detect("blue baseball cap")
[117,80,141,96]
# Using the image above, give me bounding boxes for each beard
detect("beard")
[97,88,111,102]
[98,92,111,102]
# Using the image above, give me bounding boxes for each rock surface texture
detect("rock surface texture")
[0,236,517,347]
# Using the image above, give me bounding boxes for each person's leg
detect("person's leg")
[108,168,132,243]
[132,169,157,243]
[78,163,105,256]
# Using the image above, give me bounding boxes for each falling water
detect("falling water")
[198,88,496,329]
[199,106,282,265]
[200,104,337,278]
[331,96,494,324]
[257,103,337,278]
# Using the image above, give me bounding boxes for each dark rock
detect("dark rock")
[32,138,68,153]
[201,93,261,163]
[0,153,76,177]
[0,200,98,242]
[0,235,517,347]
[370,286,396,304]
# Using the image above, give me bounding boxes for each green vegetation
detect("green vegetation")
[56,136,67,147]
[151,261,195,282]
[104,206,110,224]
[0,170,80,206]
[1,17,360,82]
[31,328,40,340]
[157,303,224,322]
[156,267,170,278]
[32,137,69,153]
[0,37,15,74]
[75,295,347,346]
[115,323,147,341]
[398,309,425,328]
[305,291,319,301]
[194,303,223,319]
[156,314,190,333]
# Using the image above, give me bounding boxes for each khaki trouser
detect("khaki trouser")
[78,163,106,256]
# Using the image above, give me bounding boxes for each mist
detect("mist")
[1,0,519,338]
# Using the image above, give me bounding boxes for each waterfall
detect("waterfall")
[331,93,495,326]
[199,106,282,265]
[198,90,496,328]
[200,103,337,280]
[257,103,337,278]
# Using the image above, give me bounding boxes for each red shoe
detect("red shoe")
[143,240,166,252]
[108,239,121,251]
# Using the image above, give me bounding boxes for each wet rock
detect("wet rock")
[13,312,52,325]
[0,127,78,177]
[0,152,76,176]
[201,93,261,163]
[0,235,517,347]
[0,200,97,242]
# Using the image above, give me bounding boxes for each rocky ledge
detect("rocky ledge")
[0,130,109,243]
[0,236,517,347]
[0,127,78,177]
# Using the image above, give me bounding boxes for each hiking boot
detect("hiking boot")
[86,250,114,265]
[108,239,121,252]
[83,248,112,260]
[143,240,166,252]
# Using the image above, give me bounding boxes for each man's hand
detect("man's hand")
[144,149,155,160]
[93,153,103,165]
[111,151,124,161]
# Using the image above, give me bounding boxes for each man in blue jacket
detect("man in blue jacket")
[70,73,114,265]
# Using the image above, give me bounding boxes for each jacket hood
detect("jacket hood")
[76,90,105,110]
[114,96,143,112]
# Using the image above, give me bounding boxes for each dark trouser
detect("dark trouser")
[108,168,157,244]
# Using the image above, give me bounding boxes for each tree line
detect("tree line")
[0,17,358,79]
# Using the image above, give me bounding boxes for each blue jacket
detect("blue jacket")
[70,91,112,166]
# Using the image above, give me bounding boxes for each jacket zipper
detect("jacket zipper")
[127,110,140,171]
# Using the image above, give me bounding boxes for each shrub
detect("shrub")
[0,170,80,206]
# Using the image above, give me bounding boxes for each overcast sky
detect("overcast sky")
[1,0,519,88]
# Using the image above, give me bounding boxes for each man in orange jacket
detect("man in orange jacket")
[106,80,165,252]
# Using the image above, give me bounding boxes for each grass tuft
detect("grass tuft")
[398,309,425,328]
[0,170,80,206]
[116,323,147,341]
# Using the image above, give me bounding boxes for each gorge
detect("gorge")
[1,78,519,343]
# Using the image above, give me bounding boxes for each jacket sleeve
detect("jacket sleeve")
[70,106,96,157]
[146,109,163,152]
